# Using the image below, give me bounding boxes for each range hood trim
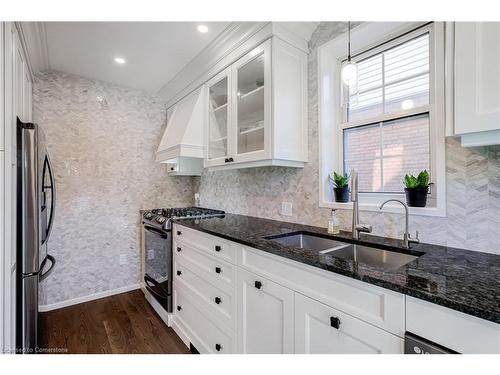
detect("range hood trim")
[156,87,205,163]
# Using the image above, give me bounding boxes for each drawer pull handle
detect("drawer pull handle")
[215,343,222,352]
[177,231,182,236]
[215,267,221,274]
[177,305,182,311]
[215,245,221,252]
[214,297,222,304]
[330,316,341,329]
[176,270,182,276]
[254,281,262,289]
[177,247,182,252]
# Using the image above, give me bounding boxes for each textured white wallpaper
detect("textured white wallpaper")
[34,71,195,306]
[196,22,500,255]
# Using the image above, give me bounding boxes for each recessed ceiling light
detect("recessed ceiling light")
[114,57,126,64]
[197,25,209,33]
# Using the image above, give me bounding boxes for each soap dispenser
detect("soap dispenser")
[328,209,340,235]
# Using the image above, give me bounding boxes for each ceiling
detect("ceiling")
[41,22,230,93]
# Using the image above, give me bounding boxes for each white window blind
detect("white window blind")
[347,33,430,122]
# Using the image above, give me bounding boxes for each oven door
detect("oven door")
[142,224,172,312]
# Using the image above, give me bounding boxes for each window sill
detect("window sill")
[319,200,446,217]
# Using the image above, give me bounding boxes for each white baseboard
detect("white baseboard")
[38,283,141,312]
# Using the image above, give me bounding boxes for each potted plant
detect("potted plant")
[329,172,350,203]
[403,170,432,207]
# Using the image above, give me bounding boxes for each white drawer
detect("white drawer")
[174,224,236,264]
[406,296,500,354]
[174,240,236,294]
[174,287,233,354]
[174,257,235,331]
[295,293,404,354]
[239,246,405,337]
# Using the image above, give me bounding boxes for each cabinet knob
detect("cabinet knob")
[176,270,182,276]
[177,247,182,252]
[214,297,222,304]
[215,267,222,274]
[224,158,229,163]
[215,343,222,352]
[330,316,341,329]
[215,245,221,252]
[228,157,234,162]
[177,305,182,311]
[177,230,182,236]
[254,281,263,289]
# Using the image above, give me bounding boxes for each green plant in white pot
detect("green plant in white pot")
[403,170,432,207]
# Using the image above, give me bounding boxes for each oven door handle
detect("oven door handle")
[143,274,170,300]
[143,224,168,239]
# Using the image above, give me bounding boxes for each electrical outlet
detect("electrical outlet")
[147,249,155,260]
[119,254,127,265]
[281,202,293,216]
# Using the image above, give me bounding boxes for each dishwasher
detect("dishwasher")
[404,332,459,354]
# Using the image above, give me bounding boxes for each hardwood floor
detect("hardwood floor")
[39,289,190,354]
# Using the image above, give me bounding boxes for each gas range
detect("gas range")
[142,207,225,231]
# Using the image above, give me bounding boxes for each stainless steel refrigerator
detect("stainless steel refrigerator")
[16,117,56,353]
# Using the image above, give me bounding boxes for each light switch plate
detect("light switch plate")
[281,202,293,216]
[119,254,127,265]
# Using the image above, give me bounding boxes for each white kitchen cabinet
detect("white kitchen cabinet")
[237,267,294,353]
[295,293,404,354]
[204,37,308,170]
[205,68,231,168]
[454,22,500,146]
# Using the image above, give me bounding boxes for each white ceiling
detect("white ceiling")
[42,22,230,93]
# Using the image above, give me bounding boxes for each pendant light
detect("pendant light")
[341,22,358,105]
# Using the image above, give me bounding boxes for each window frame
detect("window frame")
[318,22,446,217]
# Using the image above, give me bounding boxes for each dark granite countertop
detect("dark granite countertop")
[174,213,500,324]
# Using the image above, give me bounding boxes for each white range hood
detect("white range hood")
[156,87,204,175]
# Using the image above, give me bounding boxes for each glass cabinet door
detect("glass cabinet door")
[206,70,230,165]
[233,42,271,162]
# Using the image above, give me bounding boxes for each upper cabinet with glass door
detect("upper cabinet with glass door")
[205,68,231,167]
[204,38,308,170]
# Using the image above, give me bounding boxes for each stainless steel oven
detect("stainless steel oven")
[142,224,172,312]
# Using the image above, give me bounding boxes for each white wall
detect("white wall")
[33,71,196,308]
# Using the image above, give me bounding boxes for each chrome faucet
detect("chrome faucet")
[351,169,372,240]
[379,199,420,249]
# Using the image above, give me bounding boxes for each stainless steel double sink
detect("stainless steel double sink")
[265,233,420,271]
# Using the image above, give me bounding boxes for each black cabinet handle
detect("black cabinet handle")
[224,158,229,163]
[215,344,222,352]
[215,245,221,252]
[177,305,182,311]
[214,297,222,304]
[215,267,221,274]
[254,281,262,289]
[228,157,234,162]
[330,316,341,329]
[177,247,182,252]
[177,230,182,236]
[176,270,182,276]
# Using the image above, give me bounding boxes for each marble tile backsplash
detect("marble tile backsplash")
[34,71,195,306]
[196,22,500,256]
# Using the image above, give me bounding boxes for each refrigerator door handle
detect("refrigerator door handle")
[39,254,56,282]
[43,154,56,243]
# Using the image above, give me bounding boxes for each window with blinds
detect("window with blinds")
[342,32,431,193]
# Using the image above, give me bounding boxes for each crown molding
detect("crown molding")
[158,22,268,106]
[158,22,318,108]
[15,22,50,76]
